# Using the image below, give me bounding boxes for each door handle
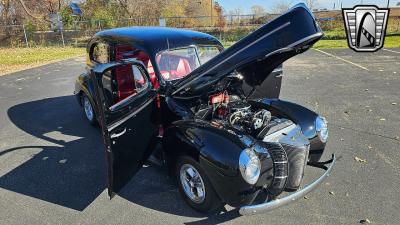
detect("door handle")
[111,127,127,139]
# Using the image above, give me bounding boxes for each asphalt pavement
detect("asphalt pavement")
[0,48,399,224]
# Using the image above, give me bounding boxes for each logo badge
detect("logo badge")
[342,5,389,52]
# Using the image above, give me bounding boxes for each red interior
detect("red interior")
[114,45,158,102]
[158,54,193,80]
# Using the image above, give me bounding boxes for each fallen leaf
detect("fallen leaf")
[367,146,373,149]
[329,191,335,195]
[392,102,397,105]
[355,156,367,163]
[367,109,373,112]
[304,196,308,199]
[360,218,371,224]
[364,89,369,91]
[380,118,386,121]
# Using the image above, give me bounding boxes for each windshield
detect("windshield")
[156,46,220,81]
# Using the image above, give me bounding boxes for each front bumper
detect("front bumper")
[239,154,336,215]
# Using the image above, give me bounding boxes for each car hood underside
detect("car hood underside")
[172,3,323,98]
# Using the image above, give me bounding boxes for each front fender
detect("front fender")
[251,98,326,161]
[163,120,263,207]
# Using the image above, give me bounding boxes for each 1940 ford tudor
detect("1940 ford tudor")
[74,4,335,215]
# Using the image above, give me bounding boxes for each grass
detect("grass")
[223,34,400,49]
[0,47,85,76]
[314,35,400,49]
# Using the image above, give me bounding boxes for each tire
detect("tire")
[81,93,97,125]
[175,156,224,213]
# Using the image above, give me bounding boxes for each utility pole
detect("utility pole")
[210,0,213,26]
[387,0,390,8]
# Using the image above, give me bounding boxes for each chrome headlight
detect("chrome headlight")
[239,148,261,185]
[315,116,328,143]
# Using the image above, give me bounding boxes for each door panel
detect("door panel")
[90,61,158,197]
[108,95,157,195]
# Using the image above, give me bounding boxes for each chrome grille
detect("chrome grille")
[263,142,288,196]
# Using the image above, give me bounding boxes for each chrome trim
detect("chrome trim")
[110,127,127,139]
[287,32,323,48]
[107,98,153,132]
[239,154,336,215]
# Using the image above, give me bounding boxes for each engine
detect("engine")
[228,103,275,138]
[207,97,283,139]
[196,93,310,192]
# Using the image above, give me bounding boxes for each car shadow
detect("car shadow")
[1,96,106,211]
[1,95,241,221]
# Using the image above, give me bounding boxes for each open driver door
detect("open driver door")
[90,59,158,198]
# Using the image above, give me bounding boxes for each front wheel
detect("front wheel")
[175,156,224,213]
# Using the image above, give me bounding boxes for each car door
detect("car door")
[90,60,158,198]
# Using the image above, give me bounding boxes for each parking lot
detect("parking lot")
[0,48,399,225]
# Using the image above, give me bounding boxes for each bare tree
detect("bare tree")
[251,5,265,18]
[306,0,318,11]
[272,1,290,14]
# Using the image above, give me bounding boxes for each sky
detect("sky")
[217,0,398,13]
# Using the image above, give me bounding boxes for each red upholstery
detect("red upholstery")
[161,57,192,80]
[115,65,136,101]
[115,46,136,102]
[175,58,192,77]
[114,45,159,102]
[147,60,159,89]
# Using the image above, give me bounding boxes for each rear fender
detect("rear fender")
[75,72,98,112]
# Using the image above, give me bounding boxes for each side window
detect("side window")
[91,42,110,63]
[112,65,149,106]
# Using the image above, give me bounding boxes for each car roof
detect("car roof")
[92,27,222,56]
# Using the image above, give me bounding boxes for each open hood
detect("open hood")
[172,3,323,97]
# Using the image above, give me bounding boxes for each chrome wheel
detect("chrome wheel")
[180,164,206,204]
[83,96,94,122]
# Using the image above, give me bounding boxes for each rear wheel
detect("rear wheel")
[175,156,224,213]
[81,94,97,125]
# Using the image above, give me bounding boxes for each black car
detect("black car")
[74,4,335,215]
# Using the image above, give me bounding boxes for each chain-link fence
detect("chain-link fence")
[1,14,399,48]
